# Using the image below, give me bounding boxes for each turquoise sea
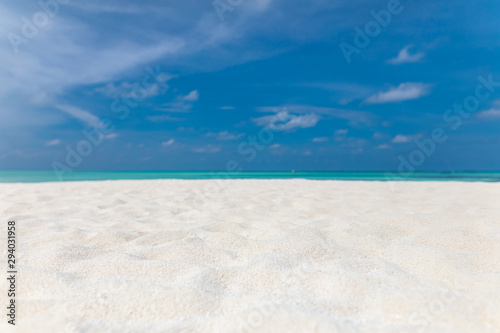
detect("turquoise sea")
[0,171,499,183]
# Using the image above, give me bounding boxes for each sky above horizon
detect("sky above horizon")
[1,0,500,171]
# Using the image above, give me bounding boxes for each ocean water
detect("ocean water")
[0,171,499,183]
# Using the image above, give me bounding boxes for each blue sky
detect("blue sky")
[1,0,500,171]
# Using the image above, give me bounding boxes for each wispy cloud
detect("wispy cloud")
[253,111,320,131]
[192,145,221,153]
[205,131,244,141]
[334,129,349,142]
[56,105,101,128]
[312,137,329,143]
[387,45,425,65]
[245,0,274,13]
[146,115,185,122]
[269,143,287,155]
[365,83,431,104]
[372,132,387,140]
[162,139,175,147]
[296,82,374,105]
[156,90,199,112]
[45,139,61,146]
[477,108,500,119]
[334,129,348,136]
[391,134,422,143]
[105,133,118,140]
[157,102,193,113]
[68,3,152,14]
[182,90,199,102]
[95,74,174,99]
[257,105,374,126]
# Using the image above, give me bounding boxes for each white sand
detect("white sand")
[1,180,499,332]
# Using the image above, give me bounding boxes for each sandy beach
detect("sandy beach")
[1,179,499,332]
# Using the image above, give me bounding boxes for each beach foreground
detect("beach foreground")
[1,180,499,332]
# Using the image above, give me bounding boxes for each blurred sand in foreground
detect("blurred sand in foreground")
[0,180,499,332]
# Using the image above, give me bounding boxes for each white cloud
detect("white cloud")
[0,1,232,130]
[182,90,199,102]
[376,144,391,149]
[344,138,367,148]
[312,137,329,142]
[0,0,362,136]
[391,134,422,143]
[245,0,274,12]
[192,145,221,153]
[95,74,174,99]
[334,129,348,136]
[477,108,500,119]
[372,132,386,140]
[365,83,431,104]
[257,105,373,126]
[45,139,61,146]
[68,3,151,14]
[147,115,185,122]
[253,111,320,131]
[206,131,244,141]
[268,143,286,155]
[56,105,101,128]
[219,106,235,110]
[105,133,118,139]
[156,90,199,113]
[338,98,353,105]
[162,139,175,147]
[334,129,349,142]
[387,45,425,65]
[1,15,184,100]
[157,102,193,113]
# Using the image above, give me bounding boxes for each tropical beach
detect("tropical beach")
[1,179,499,332]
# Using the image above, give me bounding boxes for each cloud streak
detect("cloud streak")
[477,108,500,119]
[205,131,244,141]
[56,105,101,128]
[253,111,320,131]
[365,83,431,104]
[192,145,221,153]
[391,134,422,143]
[257,105,374,126]
[182,90,199,102]
[387,45,425,65]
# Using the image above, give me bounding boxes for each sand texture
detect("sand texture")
[0,180,499,332]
